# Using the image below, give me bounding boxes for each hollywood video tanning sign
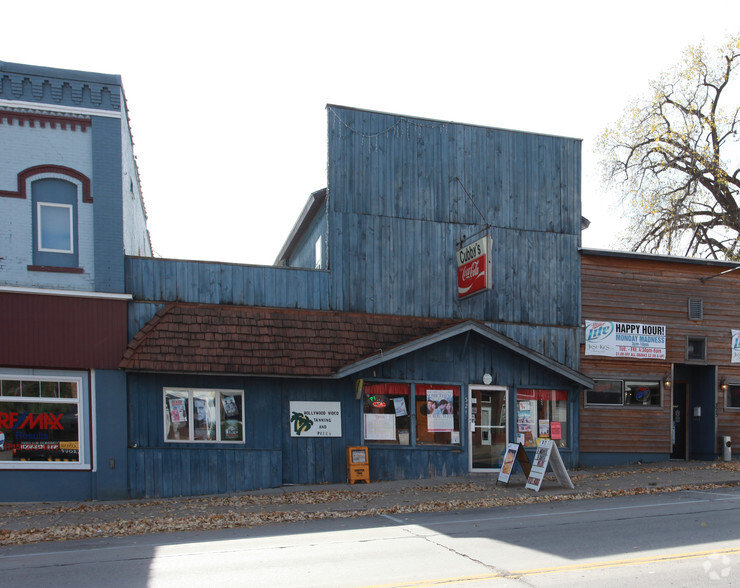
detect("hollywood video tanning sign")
[457,235,492,299]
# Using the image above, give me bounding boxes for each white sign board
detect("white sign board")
[585,320,666,360]
[525,439,574,492]
[289,401,342,437]
[364,413,396,441]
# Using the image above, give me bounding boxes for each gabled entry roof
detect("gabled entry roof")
[334,319,594,388]
[120,303,592,388]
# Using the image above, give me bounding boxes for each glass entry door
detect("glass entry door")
[469,386,507,471]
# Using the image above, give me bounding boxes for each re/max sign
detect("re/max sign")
[0,412,64,430]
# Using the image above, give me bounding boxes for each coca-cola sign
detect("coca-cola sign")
[457,235,491,298]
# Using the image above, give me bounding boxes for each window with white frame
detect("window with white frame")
[32,177,79,268]
[0,375,85,466]
[164,388,245,443]
[38,202,74,253]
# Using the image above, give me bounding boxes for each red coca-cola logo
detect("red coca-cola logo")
[461,260,480,281]
[458,257,487,297]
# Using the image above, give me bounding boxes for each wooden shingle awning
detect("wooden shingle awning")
[121,302,593,388]
[120,303,456,377]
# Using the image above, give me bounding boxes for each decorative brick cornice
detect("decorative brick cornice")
[0,164,92,203]
[0,109,91,131]
[0,69,121,111]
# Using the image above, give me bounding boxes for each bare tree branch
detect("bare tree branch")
[599,35,740,260]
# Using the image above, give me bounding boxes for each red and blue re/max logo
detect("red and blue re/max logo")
[0,412,64,430]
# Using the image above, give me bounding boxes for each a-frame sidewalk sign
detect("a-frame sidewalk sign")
[496,442,532,486]
[524,438,574,491]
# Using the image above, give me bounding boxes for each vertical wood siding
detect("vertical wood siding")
[125,257,331,307]
[326,106,582,368]
[126,330,582,497]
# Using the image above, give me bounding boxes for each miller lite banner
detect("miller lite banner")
[457,235,492,299]
[585,320,666,359]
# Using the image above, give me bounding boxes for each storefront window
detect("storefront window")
[585,380,622,405]
[585,379,661,407]
[164,388,244,443]
[0,377,82,464]
[415,384,460,445]
[726,385,740,409]
[363,383,411,444]
[516,389,568,449]
[362,382,460,446]
[624,381,661,406]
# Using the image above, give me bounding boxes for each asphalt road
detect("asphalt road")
[2,487,740,587]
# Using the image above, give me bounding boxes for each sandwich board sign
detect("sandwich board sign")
[525,438,574,491]
[497,442,531,486]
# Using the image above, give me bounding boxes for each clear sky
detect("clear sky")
[3,1,739,264]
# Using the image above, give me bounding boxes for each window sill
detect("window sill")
[584,404,663,410]
[28,265,84,274]
[364,443,462,450]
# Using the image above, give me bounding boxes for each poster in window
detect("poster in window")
[733,330,740,363]
[364,413,396,440]
[551,421,562,440]
[222,395,239,418]
[169,398,187,423]
[393,396,408,417]
[425,389,454,432]
[538,419,550,437]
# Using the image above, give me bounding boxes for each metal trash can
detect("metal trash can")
[723,436,732,462]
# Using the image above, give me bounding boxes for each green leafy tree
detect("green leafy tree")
[598,34,740,259]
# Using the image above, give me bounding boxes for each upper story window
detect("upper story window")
[686,336,707,362]
[32,178,79,268]
[38,202,74,253]
[315,235,323,269]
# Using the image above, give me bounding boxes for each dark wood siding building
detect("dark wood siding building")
[581,249,740,464]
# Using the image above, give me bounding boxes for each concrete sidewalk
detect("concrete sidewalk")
[2,460,739,546]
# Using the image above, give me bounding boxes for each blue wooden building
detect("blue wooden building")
[122,105,593,498]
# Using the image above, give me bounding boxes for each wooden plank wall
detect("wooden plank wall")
[366,332,582,472]
[326,106,582,318]
[125,256,331,308]
[326,106,582,368]
[581,251,740,456]
[125,328,586,497]
[126,373,362,497]
[125,256,331,331]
